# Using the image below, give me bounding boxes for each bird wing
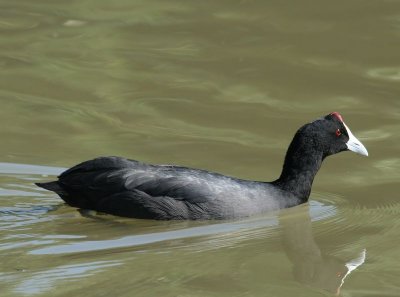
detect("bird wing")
[58,157,219,204]
[59,156,142,178]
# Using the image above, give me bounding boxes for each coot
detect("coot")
[36,112,368,220]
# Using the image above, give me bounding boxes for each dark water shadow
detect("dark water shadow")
[279,205,366,295]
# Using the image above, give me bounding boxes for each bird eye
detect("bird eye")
[335,129,341,137]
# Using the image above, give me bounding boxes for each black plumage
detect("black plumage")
[36,113,368,220]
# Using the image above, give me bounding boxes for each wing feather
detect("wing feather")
[58,157,217,204]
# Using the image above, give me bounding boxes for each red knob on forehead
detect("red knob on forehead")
[330,112,344,122]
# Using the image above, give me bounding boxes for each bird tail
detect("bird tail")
[36,181,84,208]
[35,181,67,195]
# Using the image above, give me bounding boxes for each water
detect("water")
[1,0,399,296]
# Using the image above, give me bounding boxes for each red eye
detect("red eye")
[335,129,341,137]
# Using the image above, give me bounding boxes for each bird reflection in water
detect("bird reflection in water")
[279,205,366,295]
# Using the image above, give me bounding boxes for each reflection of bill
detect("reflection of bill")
[337,249,366,295]
[280,205,366,295]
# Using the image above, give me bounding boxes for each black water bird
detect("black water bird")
[36,112,368,220]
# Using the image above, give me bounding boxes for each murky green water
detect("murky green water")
[1,0,399,296]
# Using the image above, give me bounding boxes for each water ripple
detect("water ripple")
[14,261,121,295]
[28,200,336,255]
[367,67,400,81]
[0,162,65,176]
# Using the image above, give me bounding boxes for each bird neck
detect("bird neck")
[273,138,324,202]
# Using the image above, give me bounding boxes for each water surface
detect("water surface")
[1,1,400,296]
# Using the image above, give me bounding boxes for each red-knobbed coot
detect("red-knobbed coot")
[36,112,368,220]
